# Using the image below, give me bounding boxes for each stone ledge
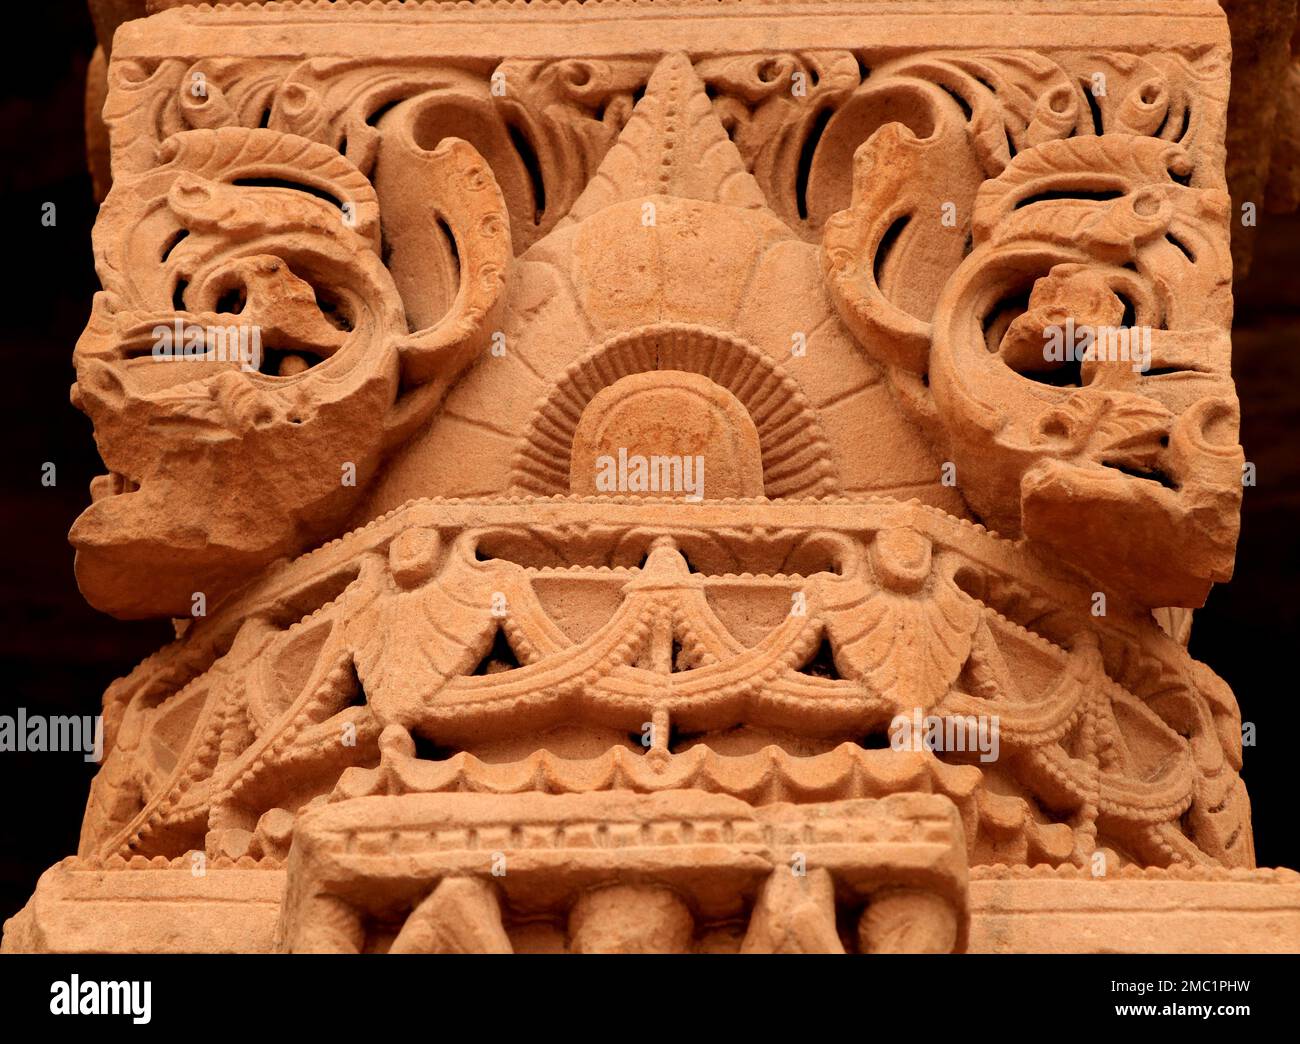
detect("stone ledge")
[7,860,1300,953]
[1,866,285,954]
[968,876,1300,953]
[116,0,1229,60]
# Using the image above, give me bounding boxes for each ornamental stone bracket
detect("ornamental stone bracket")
[5,0,1300,954]
[276,790,969,954]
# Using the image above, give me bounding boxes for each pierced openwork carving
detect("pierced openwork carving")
[6,0,1289,957]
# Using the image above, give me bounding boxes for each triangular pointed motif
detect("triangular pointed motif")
[796,635,843,680]
[561,52,768,225]
[470,627,524,676]
[622,540,739,673]
[624,612,707,674]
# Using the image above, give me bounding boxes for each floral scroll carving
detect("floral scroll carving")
[71,124,509,617]
[823,52,1241,608]
[10,2,1273,957]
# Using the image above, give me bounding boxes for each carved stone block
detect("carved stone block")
[5,0,1296,955]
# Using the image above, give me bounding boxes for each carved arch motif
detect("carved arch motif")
[509,324,841,499]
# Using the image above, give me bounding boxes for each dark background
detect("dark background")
[0,3,1296,929]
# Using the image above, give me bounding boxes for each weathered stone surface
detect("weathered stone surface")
[6,0,1297,954]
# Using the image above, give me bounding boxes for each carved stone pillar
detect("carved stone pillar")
[4,0,1299,955]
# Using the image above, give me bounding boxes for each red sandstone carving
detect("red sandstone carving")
[4,0,1297,955]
